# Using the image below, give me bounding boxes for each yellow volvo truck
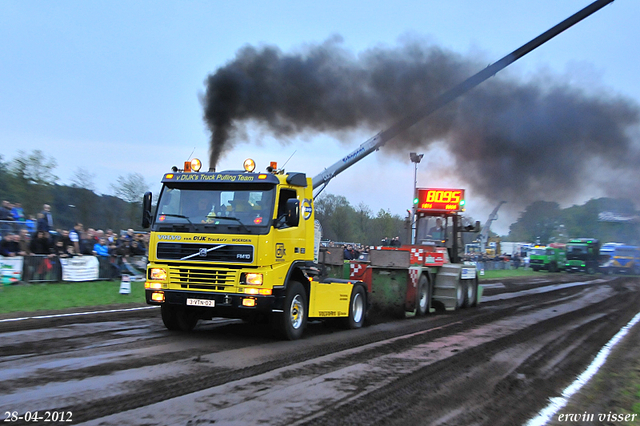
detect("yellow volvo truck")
[142,159,366,340]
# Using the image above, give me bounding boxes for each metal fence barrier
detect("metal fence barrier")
[0,220,30,237]
[8,255,147,283]
[21,255,62,283]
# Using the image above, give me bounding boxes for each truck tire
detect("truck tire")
[161,304,180,331]
[415,274,430,316]
[532,266,540,272]
[464,278,478,308]
[176,307,199,332]
[456,280,467,309]
[342,285,366,329]
[586,266,596,275]
[274,281,307,340]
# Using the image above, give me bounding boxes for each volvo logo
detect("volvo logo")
[302,198,313,220]
[199,248,208,257]
[158,235,181,240]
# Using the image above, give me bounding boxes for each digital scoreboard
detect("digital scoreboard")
[415,188,465,213]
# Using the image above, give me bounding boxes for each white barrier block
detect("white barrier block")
[119,274,131,295]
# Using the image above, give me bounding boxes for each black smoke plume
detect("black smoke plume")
[202,36,640,208]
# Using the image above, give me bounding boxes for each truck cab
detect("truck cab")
[529,244,565,272]
[599,243,640,275]
[565,238,600,274]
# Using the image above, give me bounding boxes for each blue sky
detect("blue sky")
[1,0,637,234]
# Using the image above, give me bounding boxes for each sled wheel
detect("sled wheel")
[415,274,430,316]
[456,279,467,309]
[464,278,478,308]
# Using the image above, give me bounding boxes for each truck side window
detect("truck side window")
[277,189,297,222]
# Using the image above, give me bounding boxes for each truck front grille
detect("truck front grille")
[157,242,254,263]
[167,264,237,290]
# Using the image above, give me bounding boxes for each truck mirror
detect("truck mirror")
[142,191,153,228]
[285,198,300,227]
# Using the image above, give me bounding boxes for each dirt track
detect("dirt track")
[1,274,639,425]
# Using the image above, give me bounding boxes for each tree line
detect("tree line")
[315,194,409,246]
[0,150,149,232]
[505,199,640,245]
[2,150,637,245]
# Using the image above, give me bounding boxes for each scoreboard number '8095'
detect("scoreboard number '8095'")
[416,188,465,213]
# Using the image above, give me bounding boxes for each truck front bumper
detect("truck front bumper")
[146,289,285,316]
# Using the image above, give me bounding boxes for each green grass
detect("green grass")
[633,384,640,415]
[0,268,559,314]
[0,280,146,314]
[478,268,540,280]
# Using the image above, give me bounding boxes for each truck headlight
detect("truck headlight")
[244,288,272,295]
[149,268,167,281]
[145,282,163,290]
[151,291,165,302]
[243,273,263,285]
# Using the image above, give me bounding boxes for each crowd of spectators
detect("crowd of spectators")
[381,236,402,247]
[0,200,149,278]
[0,201,56,235]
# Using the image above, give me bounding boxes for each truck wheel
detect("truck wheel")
[532,266,540,272]
[586,266,596,275]
[456,280,467,309]
[549,262,557,273]
[343,285,366,329]
[176,307,199,332]
[415,274,430,316]
[275,281,307,340]
[161,305,180,331]
[464,278,478,308]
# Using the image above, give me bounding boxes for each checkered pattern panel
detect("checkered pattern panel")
[410,248,424,264]
[350,263,365,279]
[409,267,420,287]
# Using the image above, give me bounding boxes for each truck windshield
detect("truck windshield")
[415,216,447,245]
[616,248,637,257]
[530,248,545,256]
[566,245,588,259]
[153,183,275,234]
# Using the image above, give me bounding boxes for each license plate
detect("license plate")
[187,298,215,307]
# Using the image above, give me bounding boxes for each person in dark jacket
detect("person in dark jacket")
[0,233,20,257]
[54,239,73,258]
[36,213,49,232]
[30,231,53,255]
